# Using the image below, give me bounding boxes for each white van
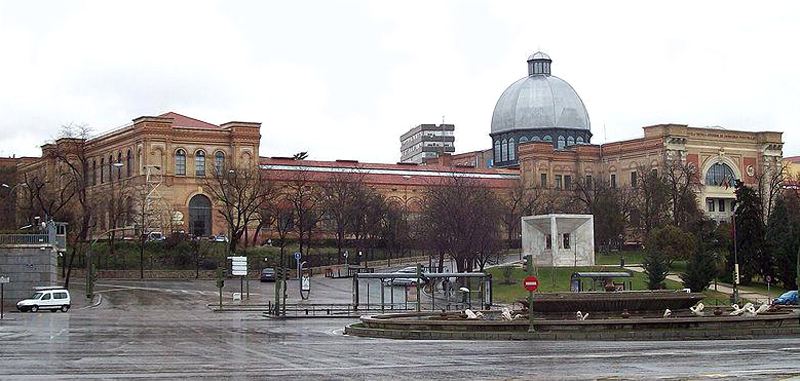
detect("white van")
[16,287,71,313]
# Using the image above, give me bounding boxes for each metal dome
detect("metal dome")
[491,54,590,134]
[527,51,551,61]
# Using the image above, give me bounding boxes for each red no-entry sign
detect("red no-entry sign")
[523,276,539,291]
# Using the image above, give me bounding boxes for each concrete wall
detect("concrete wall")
[0,244,58,304]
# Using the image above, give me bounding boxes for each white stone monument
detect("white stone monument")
[521,214,595,267]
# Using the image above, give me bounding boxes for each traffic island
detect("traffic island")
[344,309,800,341]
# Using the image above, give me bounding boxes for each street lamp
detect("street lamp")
[86,225,135,299]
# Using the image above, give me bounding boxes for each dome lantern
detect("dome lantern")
[527,51,551,76]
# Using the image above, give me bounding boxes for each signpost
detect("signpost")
[0,276,9,320]
[295,251,301,279]
[300,261,310,300]
[228,256,247,301]
[523,255,537,332]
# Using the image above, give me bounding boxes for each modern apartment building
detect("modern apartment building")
[399,124,455,163]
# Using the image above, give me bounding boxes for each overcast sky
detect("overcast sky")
[1,0,798,162]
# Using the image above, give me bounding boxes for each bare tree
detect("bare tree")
[573,177,633,253]
[47,124,96,289]
[661,158,703,228]
[499,181,545,250]
[204,162,274,254]
[632,164,671,237]
[319,169,367,263]
[102,175,134,266]
[282,168,322,256]
[753,161,786,226]
[419,174,504,273]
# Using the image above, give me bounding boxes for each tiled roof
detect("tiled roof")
[785,156,800,163]
[159,112,219,129]
[259,157,519,189]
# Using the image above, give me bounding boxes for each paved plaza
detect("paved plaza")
[1,278,800,380]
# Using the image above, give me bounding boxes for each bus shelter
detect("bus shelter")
[354,271,492,313]
[570,272,633,292]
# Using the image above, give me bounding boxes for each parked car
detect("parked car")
[773,290,798,305]
[212,234,229,243]
[17,287,71,312]
[387,266,425,287]
[260,268,277,282]
[147,232,166,241]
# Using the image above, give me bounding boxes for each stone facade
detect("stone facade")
[518,124,784,223]
[15,112,261,238]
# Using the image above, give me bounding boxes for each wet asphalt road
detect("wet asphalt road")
[2,279,800,380]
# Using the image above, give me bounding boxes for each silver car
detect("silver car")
[388,267,425,287]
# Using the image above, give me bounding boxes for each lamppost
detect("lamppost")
[2,182,27,230]
[86,225,134,299]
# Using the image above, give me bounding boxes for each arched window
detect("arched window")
[126,150,132,177]
[188,194,212,236]
[494,140,501,162]
[567,136,575,146]
[195,150,206,177]
[116,152,122,180]
[509,138,516,161]
[175,149,186,176]
[519,136,529,144]
[557,136,566,149]
[92,160,97,186]
[108,154,114,182]
[532,136,541,142]
[576,136,584,144]
[705,163,736,186]
[214,151,225,175]
[501,139,508,161]
[543,135,552,142]
[100,158,105,183]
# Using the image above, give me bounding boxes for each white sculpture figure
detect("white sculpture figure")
[755,303,770,315]
[464,309,484,319]
[663,309,672,318]
[690,302,705,317]
[743,304,757,317]
[576,311,589,321]
[730,303,754,316]
[501,307,514,321]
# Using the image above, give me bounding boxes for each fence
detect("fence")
[0,234,50,245]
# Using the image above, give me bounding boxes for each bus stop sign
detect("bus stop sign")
[523,276,539,292]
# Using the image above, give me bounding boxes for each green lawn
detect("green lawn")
[488,265,683,304]
[595,250,646,266]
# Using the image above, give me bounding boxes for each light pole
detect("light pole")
[86,225,134,299]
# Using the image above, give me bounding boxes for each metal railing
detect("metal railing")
[0,234,50,245]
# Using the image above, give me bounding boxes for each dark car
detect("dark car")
[773,290,798,305]
[260,268,277,282]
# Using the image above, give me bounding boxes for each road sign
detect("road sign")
[228,256,247,276]
[523,276,539,292]
[0,276,9,284]
[344,250,349,259]
[295,252,301,260]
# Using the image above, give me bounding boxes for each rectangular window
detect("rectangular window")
[718,199,726,212]
[563,233,571,249]
[555,175,563,189]
[707,199,715,212]
[585,175,593,190]
[546,234,552,250]
[564,175,572,190]
[541,173,547,188]
[630,171,638,187]
[610,174,616,188]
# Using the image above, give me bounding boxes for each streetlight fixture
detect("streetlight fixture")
[86,225,135,299]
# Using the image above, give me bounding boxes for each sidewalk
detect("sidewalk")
[625,265,772,302]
